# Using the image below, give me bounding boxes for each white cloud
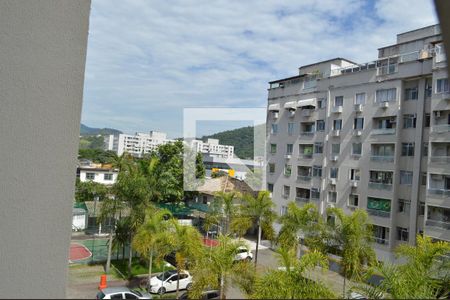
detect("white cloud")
[82,0,438,137]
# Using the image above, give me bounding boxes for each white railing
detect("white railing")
[297,175,312,181]
[300,131,315,137]
[370,155,394,162]
[372,128,396,135]
[367,209,391,218]
[369,181,393,190]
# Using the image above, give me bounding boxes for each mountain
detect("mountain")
[202,124,265,159]
[80,123,122,136]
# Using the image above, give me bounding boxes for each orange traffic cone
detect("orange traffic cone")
[99,274,107,290]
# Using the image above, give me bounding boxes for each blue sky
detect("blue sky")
[81,0,437,138]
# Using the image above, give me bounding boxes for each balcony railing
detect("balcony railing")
[295,196,310,203]
[374,237,390,246]
[430,156,450,163]
[297,175,312,182]
[428,188,450,197]
[372,128,396,135]
[431,125,450,134]
[367,209,391,218]
[369,181,393,190]
[299,153,313,159]
[370,155,394,162]
[426,219,450,230]
[300,131,315,137]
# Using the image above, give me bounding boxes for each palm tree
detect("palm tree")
[251,246,334,299]
[206,191,241,235]
[327,207,376,297]
[132,207,172,289]
[356,235,450,299]
[189,235,252,299]
[110,217,131,264]
[241,191,277,267]
[277,202,325,257]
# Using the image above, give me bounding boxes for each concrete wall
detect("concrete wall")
[0,1,91,298]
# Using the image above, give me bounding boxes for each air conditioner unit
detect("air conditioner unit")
[285,154,292,160]
[273,111,279,119]
[434,111,442,118]
[330,155,339,162]
[332,130,341,137]
[354,130,362,136]
[288,109,296,117]
[351,180,358,187]
[389,117,396,123]
[354,104,363,112]
[330,178,337,185]
[380,101,389,108]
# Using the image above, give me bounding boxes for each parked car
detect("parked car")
[234,246,253,262]
[96,287,152,299]
[149,270,192,294]
[179,289,221,300]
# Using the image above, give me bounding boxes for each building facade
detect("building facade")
[105,131,174,157]
[266,25,449,261]
[190,138,234,159]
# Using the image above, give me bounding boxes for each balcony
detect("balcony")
[297,175,312,182]
[331,106,343,113]
[354,104,363,113]
[370,155,394,162]
[299,153,313,159]
[428,188,450,198]
[295,196,310,203]
[368,181,393,191]
[368,209,391,218]
[426,219,450,230]
[372,128,396,135]
[431,125,450,134]
[430,156,450,163]
[300,131,315,137]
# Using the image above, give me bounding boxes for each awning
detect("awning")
[268,103,280,111]
[297,98,317,107]
[284,101,297,109]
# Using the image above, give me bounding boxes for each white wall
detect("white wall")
[0,1,91,297]
[79,170,118,185]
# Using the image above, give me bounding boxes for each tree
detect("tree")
[189,235,253,299]
[241,191,277,267]
[327,208,376,297]
[132,207,172,288]
[109,217,131,264]
[251,246,334,299]
[277,202,325,257]
[206,191,241,235]
[356,235,450,299]
[74,179,108,203]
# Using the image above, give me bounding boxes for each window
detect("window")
[270,144,277,154]
[401,143,414,156]
[316,120,325,131]
[333,119,342,130]
[124,293,139,299]
[331,144,340,155]
[312,165,322,177]
[110,294,123,300]
[267,183,274,192]
[284,164,292,176]
[271,124,278,134]
[281,205,288,216]
[352,143,362,156]
[419,202,425,215]
[334,96,344,107]
[348,194,359,207]
[400,170,413,185]
[283,185,290,197]
[328,191,337,203]
[404,87,418,100]
[376,88,396,102]
[355,93,366,105]
[311,188,320,199]
[317,98,326,109]
[421,172,427,185]
[86,173,95,180]
[286,144,293,155]
[330,167,339,179]
[104,173,113,181]
[403,114,417,128]
[436,78,449,93]
[350,169,360,181]
[268,163,275,173]
[425,114,430,127]
[398,199,411,214]
[314,142,323,154]
[287,122,295,135]
[396,227,409,242]
[354,117,364,130]
[370,171,393,184]
[367,197,391,214]
[423,143,428,157]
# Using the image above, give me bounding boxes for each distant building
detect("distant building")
[202,155,263,180]
[104,131,174,157]
[77,162,118,185]
[190,138,234,159]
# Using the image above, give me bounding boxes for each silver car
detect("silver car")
[96,287,152,299]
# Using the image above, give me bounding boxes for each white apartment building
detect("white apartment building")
[266,25,449,262]
[190,138,234,159]
[105,131,174,157]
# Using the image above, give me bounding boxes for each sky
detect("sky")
[81,0,438,138]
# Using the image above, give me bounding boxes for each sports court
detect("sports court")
[69,242,92,263]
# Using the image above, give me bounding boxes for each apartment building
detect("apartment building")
[105,131,174,157]
[266,24,449,262]
[190,138,234,159]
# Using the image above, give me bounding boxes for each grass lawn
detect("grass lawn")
[111,257,174,278]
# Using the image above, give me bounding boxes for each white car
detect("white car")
[149,270,192,294]
[234,246,253,262]
[96,287,151,299]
